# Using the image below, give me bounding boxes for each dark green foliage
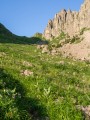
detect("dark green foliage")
[0,23,48,45]
[80,27,87,35]
[0,23,14,36]
[70,35,80,44]
[80,27,90,35]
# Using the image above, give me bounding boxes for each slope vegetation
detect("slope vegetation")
[0,24,90,120]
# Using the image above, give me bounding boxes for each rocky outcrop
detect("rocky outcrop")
[43,0,90,40]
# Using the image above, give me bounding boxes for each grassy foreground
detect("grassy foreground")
[0,36,90,120]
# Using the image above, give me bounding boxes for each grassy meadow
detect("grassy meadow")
[0,26,90,120]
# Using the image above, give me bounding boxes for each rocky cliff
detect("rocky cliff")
[43,0,90,40]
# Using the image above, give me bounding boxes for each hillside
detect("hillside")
[0,23,48,45]
[0,22,90,120]
[0,23,13,36]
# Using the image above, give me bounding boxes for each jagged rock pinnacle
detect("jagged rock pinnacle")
[43,0,90,39]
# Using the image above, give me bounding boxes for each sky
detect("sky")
[0,0,84,37]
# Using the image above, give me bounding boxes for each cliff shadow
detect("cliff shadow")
[0,68,48,120]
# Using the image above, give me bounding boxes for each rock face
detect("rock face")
[58,31,90,60]
[43,0,90,40]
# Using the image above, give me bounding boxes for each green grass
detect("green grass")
[49,31,66,47]
[0,34,90,120]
